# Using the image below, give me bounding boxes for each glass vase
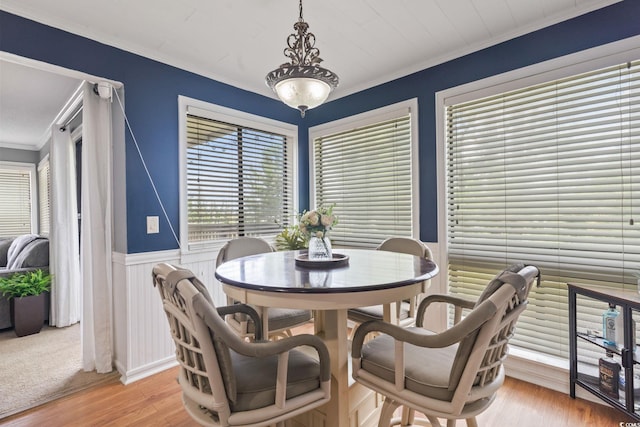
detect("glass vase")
[308,235,332,260]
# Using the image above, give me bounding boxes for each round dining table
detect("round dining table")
[215,248,439,427]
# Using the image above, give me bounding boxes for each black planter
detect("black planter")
[9,293,46,337]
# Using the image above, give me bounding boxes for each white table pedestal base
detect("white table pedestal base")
[292,381,384,427]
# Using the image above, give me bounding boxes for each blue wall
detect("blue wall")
[2,1,639,252]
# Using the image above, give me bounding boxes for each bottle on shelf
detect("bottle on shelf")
[619,368,640,410]
[599,350,621,399]
[615,311,637,349]
[603,303,619,346]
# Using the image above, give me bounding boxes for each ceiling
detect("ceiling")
[0,60,82,150]
[0,0,622,150]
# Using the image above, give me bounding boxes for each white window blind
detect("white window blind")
[38,159,51,236]
[446,60,640,360]
[0,166,33,236]
[312,113,414,247]
[186,114,294,244]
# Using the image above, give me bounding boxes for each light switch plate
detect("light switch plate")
[147,216,159,234]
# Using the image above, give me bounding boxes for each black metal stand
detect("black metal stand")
[568,283,640,420]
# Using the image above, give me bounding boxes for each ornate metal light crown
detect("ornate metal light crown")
[265,0,339,117]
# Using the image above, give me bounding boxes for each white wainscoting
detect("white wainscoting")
[112,249,225,384]
[110,242,595,407]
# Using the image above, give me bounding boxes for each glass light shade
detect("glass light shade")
[274,77,331,112]
[266,1,339,117]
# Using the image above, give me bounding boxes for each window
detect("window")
[310,100,419,248]
[180,98,296,250]
[0,162,37,236]
[445,59,640,361]
[38,157,51,236]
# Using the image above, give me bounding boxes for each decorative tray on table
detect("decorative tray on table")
[294,253,350,269]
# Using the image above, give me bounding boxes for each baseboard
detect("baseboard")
[117,356,178,385]
[505,348,606,406]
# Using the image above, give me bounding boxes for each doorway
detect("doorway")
[0,53,120,414]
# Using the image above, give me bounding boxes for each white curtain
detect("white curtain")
[81,82,113,373]
[49,127,81,327]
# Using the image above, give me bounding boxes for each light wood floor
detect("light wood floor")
[0,365,635,427]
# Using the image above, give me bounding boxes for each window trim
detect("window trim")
[308,98,420,241]
[178,96,298,253]
[0,161,38,235]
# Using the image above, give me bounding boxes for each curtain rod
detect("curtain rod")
[59,106,83,132]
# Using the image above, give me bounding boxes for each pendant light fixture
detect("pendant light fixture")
[265,0,339,117]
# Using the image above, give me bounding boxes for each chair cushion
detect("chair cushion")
[475,263,526,308]
[446,263,526,391]
[231,348,321,412]
[360,327,458,401]
[347,301,412,324]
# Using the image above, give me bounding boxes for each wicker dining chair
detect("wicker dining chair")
[351,263,540,427]
[217,237,313,340]
[348,237,434,335]
[152,262,331,427]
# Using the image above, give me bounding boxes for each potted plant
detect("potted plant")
[0,269,51,337]
[275,223,308,251]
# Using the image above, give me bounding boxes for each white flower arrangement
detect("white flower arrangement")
[299,205,338,239]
